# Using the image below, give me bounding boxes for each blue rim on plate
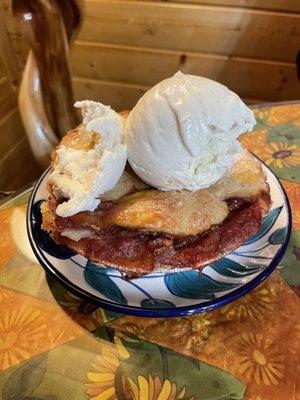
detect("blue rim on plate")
[26,162,292,317]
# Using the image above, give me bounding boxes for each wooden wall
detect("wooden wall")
[73,0,300,106]
[0,15,41,191]
[3,0,300,109]
[0,0,300,188]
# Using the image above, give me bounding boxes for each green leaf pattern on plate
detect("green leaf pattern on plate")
[210,258,262,278]
[164,271,239,300]
[84,262,127,305]
[244,206,282,245]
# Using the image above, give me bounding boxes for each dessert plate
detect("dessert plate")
[27,163,291,317]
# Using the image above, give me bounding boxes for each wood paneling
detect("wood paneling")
[0,4,20,89]
[0,109,42,190]
[0,137,42,190]
[0,58,5,79]
[5,1,300,62]
[129,0,300,12]
[73,77,148,110]
[12,36,300,103]
[71,41,298,102]
[0,77,17,121]
[79,1,300,62]
[0,108,27,160]
[3,0,300,106]
[0,3,42,190]
[73,77,266,110]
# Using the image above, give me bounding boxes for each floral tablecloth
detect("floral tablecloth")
[0,102,299,400]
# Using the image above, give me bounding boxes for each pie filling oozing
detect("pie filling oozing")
[42,148,271,277]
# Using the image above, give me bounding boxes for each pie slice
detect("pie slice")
[42,125,271,277]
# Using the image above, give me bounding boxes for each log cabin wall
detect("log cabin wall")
[0,5,41,191]
[0,58,42,190]
[0,0,300,188]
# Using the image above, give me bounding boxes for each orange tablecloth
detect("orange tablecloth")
[0,102,299,399]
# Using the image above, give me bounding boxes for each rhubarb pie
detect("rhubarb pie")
[42,129,270,277]
[41,75,271,277]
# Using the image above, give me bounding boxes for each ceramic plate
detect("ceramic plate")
[27,163,291,317]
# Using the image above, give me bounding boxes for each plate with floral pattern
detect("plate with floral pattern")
[27,163,291,317]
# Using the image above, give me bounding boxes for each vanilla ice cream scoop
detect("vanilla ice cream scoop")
[125,72,256,191]
[49,100,127,217]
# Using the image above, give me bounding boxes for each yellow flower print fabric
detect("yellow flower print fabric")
[241,103,300,183]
